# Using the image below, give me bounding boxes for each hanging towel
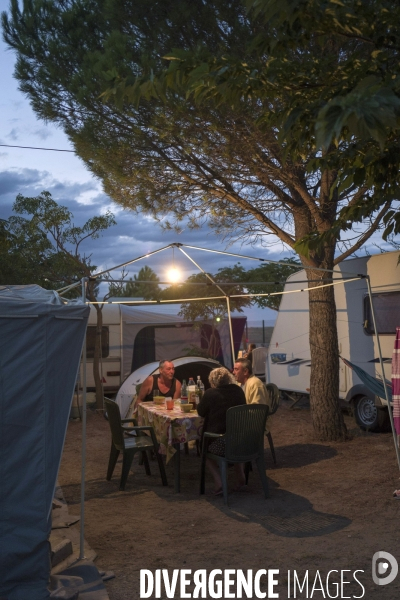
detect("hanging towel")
[341,357,392,402]
[392,327,400,435]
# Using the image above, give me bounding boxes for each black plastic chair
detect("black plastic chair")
[265,383,280,465]
[104,399,168,490]
[200,404,270,505]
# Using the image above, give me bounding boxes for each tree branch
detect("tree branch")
[334,201,392,264]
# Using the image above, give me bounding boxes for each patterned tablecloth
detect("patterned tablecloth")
[137,402,204,463]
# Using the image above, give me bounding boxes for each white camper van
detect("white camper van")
[266,251,400,431]
[80,304,247,391]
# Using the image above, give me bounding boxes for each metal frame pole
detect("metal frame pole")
[226,296,235,369]
[366,276,400,470]
[177,247,227,296]
[79,277,88,559]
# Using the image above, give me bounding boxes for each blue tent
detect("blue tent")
[0,285,89,600]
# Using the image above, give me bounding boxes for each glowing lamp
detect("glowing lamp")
[167,267,180,283]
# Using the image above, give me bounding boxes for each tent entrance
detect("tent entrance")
[131,323,195,371]
[130,322,225,372]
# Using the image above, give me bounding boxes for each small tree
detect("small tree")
[109,265,161,300]
[4,191,117,408]
[245,259,301,311]
[162,265,250,359]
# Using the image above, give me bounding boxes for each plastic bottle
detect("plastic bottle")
[181,379,188,404]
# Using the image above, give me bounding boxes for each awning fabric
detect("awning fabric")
[0,286,89,600]
[340,356,392,402]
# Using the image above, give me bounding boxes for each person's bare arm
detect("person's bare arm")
[173,380,182,399]
[137,376,153,404]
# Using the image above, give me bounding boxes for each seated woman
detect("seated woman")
[197,367,247,495]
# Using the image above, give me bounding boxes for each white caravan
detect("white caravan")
[79,304,246,392]
[266,251,400,431]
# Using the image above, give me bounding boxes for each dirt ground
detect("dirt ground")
[58,399,400,600]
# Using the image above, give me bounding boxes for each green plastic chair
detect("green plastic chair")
[265,383,281,464]
[200,404,270,505]
[266,383,280,415]
[104,399,168,491]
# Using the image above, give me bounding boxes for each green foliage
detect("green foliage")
[160,261,299,317]
[0,189,117,407]
[161,265,251,322]
[0,191,116,296]
[0,217,48,285]
[101,0,400,246]
[109,265,161,300]
[245,259,301,309]
[316,77,400,151]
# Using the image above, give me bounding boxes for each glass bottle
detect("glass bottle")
[188,377,196,403]
[181,379,188,404]
[197,376,205,400]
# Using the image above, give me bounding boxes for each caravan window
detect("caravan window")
[364,292,400,335]
[86,326,109,358]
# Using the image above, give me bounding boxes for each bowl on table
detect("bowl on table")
[181,403,193,413]
[154,396,165,405]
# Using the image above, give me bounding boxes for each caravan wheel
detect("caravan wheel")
[353,395,389,432]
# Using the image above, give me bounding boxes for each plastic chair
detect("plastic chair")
[266,383,280,415]
[251,347,268,381]
[104,399,168,491]
[265,383,280,465]
[200,404,269,505]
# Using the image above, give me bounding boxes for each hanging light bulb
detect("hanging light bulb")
[167,267,181,283]
[167,247,180,283]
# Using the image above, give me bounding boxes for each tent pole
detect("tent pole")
[177,247,227,296]
[226,296,235,369]
[79,277,88,560]
[92,244,174,278]
[180,243,359,277]
[366,276,400,471]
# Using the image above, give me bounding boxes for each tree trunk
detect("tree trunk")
[307,265,347,441]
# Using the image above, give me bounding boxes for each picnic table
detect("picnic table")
[137,401,204,492]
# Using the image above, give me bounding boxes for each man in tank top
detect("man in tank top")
[137,360,182,404]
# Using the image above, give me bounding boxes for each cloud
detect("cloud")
[7,128,19,141]
[0,169,106,227]
[88,212,288,282]
[0,168,46,197]
[0,169,282,324]
[0,167,293,281]
[50,180,99,202]
[0,165,287,328]
[33,128,53,141]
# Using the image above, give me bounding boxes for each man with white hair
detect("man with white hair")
[233,358,269,407]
